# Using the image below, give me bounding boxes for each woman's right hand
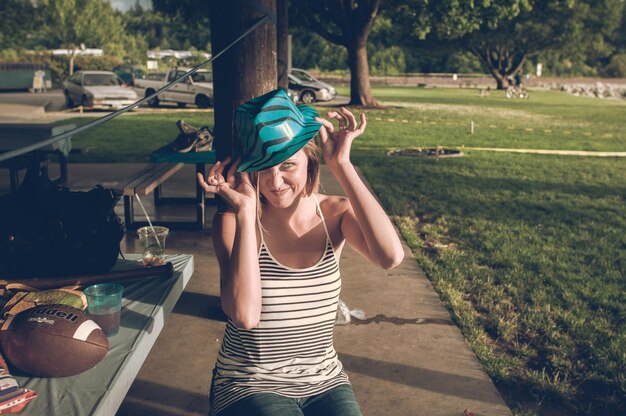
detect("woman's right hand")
[197,157,256,214]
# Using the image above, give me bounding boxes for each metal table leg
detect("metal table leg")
[196,163,206,230]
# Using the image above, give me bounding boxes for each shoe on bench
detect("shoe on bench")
[195,127,214,152]
[173,133,199,153]
[176,119,198,135]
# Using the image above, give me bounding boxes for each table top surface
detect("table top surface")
[15,254,194,416]
[0,123,75,155]
[150,142,216,164]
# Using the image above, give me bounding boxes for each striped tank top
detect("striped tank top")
[211,195,350,415]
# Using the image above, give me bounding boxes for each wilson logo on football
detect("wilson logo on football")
[31,307,80,322]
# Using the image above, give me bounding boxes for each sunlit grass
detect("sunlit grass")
[364,150,626,415]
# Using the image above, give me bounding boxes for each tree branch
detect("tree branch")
[297,1,345,45]
[353,0,380,41]
[313,25,345,46]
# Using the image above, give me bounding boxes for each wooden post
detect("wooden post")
[210,0,277,162]
[276,0,289,90]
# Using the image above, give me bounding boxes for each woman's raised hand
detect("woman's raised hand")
[197,157,256,214]
[315,107,366,170]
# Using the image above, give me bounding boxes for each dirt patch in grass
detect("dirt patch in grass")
[388,147,464,158]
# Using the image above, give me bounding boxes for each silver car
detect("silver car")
[288,68,336,104]
[63,70,138,110]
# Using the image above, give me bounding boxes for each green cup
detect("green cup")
[84,283,124,337]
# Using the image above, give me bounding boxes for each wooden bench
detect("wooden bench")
[121,163,184,228]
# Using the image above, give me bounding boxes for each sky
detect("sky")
[109,0,152,12]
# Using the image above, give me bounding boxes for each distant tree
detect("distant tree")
[575,0,624,67]
[460,2,577,88]
[0,0,43,50]
[369,46,405,76]
[121,33,149,66]
[123,5,174,49]
[390,0,625,88]
[291,0,381,106]
[618,3,626,52]
[291,28,347,72]
[522,0,624,77]
[150,0,211,50]
[604,54,626,77]
[367,16,407,75]
[152,0,210,20]
[604,3,626,76]
[389,0,548,88]
[37,0,129,74]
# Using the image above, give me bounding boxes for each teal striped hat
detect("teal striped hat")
[236,89,322,172]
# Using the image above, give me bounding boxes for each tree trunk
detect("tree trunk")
[276,0,289,90]
[477,47,526,90]
[210,0,277,160]
[69,52,75,76]
[493,70,507,90]
[348,42,378,107]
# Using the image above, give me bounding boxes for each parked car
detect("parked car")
[286,89,299,103]
[288,68,336,104]
[63,70,138,110]
[113,64,145,86]
[134,67,213,108]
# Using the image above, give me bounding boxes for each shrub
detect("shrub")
[73,55,125,72]
[445,51,484,74]
[369,46,406,76]
[602,54,626,77]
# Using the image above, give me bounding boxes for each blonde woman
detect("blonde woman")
[198,89,403,416]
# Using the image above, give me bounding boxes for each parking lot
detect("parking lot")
[0,89,348,118]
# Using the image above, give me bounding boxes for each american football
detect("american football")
[0,304,109,377]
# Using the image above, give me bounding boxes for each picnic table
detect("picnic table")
[14,254,194,416]
[0,122,76,191]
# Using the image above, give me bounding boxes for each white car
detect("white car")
[63,71,138,110]
[134,67,214,108]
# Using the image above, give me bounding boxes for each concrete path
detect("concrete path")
[0,163,511,415]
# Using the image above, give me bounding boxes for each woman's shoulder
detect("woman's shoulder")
[316,194,350,216]
[315,194,349,245]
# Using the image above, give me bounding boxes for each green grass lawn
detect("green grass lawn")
[359,150,625,416]
[65,111,215,162]
[68,88,625,415]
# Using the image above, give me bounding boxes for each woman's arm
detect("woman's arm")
[199,159,261,329]
[316,109,404,270]
[212,211,261,329]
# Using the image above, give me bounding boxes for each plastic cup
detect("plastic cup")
[84,283,124,337]
[137,226,169,267]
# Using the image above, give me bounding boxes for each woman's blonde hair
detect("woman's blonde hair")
[251,139,321,218]
[302,139,321,196]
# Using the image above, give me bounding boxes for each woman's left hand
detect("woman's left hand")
[315,107,366,171]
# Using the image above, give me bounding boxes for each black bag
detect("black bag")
[0,167,125,278]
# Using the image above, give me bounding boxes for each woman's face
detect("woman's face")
[258,149,309,209]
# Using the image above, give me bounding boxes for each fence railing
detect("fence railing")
[318,73,497,88]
